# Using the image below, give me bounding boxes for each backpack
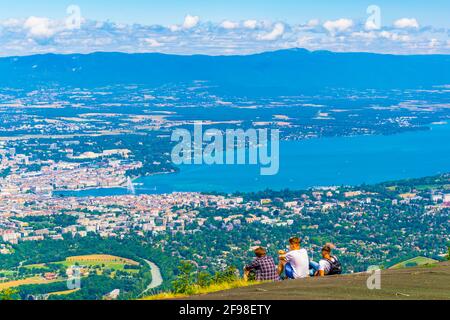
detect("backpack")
[326,256,342,275]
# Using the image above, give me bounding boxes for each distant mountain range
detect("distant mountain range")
[1,49,450,95]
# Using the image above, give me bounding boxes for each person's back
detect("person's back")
[285,248,310,279]
[254,255,279,281]
[319,256,338,275]
[316,244,342,276]
[245,247,279,281]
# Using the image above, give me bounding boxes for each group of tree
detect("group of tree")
[172,261,239,295]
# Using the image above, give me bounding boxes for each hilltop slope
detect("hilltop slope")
[185,262,450,300]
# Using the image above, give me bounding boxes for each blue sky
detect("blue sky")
[0,0,449,56]
[2,0,450,27]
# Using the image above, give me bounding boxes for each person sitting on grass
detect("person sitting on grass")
[244,246,280,282]
[278,236,310,279]
[310,243,343,276]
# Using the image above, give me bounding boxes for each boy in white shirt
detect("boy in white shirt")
[278,237,310,279]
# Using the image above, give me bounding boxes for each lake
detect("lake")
[55,123,450,196]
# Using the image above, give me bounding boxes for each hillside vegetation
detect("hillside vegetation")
[389,256,439,269]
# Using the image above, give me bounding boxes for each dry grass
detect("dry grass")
[65,254,139,266]
[142,280,262,300]
[0,276,60,290]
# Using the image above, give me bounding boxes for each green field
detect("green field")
[19,254,140,272]
[0,270,15,276]
[389,256,439,269]
[55,254,140,272]
[22,263,50,270]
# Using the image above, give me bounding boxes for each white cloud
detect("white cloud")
[169,14,200,32]
[169,25,180,32]
[0,16,448,57]
[257,23,285,41]
[429,38,439,48]
[182,14,200,29]
[394,18,419,29]
[351,31,377,40]
[306,19,320,28]
[24,16,56,38]
[379,31,410,42]
[323,19,354,34]
[379,31,391,39]
[220,20,239,30]
[243,20,258,29]
[1,18,22,27]
[296,36,314,46]
[143,38,162,47]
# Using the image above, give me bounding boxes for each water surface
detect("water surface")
[56,124,450,196]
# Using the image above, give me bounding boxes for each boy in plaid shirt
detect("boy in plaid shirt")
[244,247,280,281]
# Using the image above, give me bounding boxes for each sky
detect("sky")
[0,0,449,56]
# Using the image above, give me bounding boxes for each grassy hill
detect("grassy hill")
[182,262,450,300]
[389,256,439,270]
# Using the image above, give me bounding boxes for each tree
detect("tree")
[0,288,20,300]
[171,261,197,294]
[213,266,239,284]
[197,271,212,288]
